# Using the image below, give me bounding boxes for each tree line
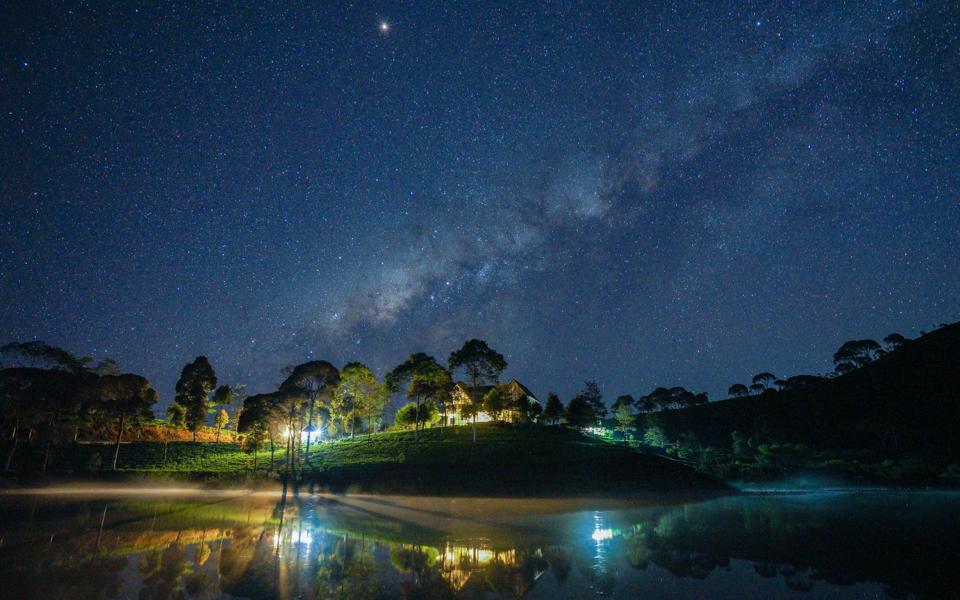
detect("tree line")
[726,332,910,399]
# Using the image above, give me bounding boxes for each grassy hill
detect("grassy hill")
[300,424,728,495]
[656,321,960,465]
[1,424,729,496]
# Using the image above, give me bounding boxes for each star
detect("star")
[378,20,391,34]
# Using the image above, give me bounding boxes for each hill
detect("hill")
[300,424,729,496]
[656,322,960,464]
[1,424,730,496]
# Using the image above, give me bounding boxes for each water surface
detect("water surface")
[0,488,957,599]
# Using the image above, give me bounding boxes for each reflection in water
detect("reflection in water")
[0,490,958,599]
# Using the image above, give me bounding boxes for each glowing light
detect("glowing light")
[379,20,390,33]
[591,528,614,542]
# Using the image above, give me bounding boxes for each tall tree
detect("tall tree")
[615,403,635,435]
[751,372,777,391]
[883,333,909,350]
[333,362,387,437]
[612,395,635,412]
[542,392,564,425]
[580,381,606,423]
[833,339,882,373]
[448,339,507,389]
[279,360,340,457]
[214,409,230,443]
[386,353,450,442]
[174,357,217,442]
[563,394,594,428]
[97,374,158,470]
[448,339,506,441]
[728,383,749,398]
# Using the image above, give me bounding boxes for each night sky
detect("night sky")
[2,1,958,412]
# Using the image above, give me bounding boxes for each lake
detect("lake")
[0,487,957,599]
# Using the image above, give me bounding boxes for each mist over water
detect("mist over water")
[1,487,958,598]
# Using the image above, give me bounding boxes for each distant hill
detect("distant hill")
[656,322,960,463]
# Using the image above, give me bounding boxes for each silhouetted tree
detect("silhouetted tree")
[728,383,749,398]
[612,394,635,411]
[97,374,158,470]
[564,394,594,428]
[279,360,340,454]
[542,392,564,424]
[615,403,635,434]
[395,402,437,428]
[833,339,882,373]
[751,372,777,391]
[883,333,909,350]
[580,381,606,423]
[448,339,506,439]
[387,353,450,442]
[749,383,766,395]
[174,356,217,442]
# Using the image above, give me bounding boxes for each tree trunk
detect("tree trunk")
[4,419,19,471]
[112,413,125,471]
[415,396,421,442]
[472,415,477,443]
[269,437,275,472]
[41,440,51,475]
[351,416,355,439]
[162,441,168,467]
[216,425,222,443]
[305,394,316,457]
[253,448,258,471]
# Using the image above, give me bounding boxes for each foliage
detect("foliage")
[333,362,387,436]
[481,386,508,421]
[394,402,438,428]
[563,394,594,428]
[174,356,217,440]
[447,339,507,388]
[542,392,563,424]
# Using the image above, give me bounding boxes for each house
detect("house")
[447,379,540,425]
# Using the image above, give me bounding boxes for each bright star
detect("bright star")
[379,20,390,34]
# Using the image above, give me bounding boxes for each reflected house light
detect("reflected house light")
[591,528,614,542]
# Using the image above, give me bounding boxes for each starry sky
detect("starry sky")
[2,1,958,412]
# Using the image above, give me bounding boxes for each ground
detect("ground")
[1,424,729,496]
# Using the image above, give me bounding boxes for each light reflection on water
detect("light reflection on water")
[0,489,958,599]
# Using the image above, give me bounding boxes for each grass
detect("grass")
[1,424,729,495]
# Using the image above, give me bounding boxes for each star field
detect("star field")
[2,1,958,409]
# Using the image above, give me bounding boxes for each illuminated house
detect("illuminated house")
[447,379,540,424]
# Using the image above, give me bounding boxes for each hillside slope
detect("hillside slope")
[657,322,960,462]
[301,424,729,496]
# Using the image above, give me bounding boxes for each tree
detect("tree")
[883,333,909,350]
[333,363,387,438]
[728,383,749,398]
[0,341,89,372]
[564,395,594,428]
[448,339,507,390]
[214,409,230,443]
[833,339,882,373]
[166,402,187,428]
[751,372,777,391]
[237,393,281,472]
[612,395,635,411]
[642,414,668,447]
[580,381,606,423]
[97,374,158,470]
[482,386,508,422]
[174,357,217,442]
[542,392,563,424]
[279,360,340,456]
[386,353,450,442]
[395,402,438,429]
[448,340,506,440]
[615,403,635,434]
[749,383,766,395]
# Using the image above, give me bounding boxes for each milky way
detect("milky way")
[2,2,958,411]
